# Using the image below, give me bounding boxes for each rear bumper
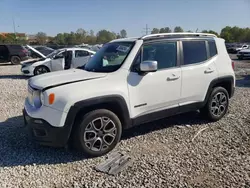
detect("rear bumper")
[23,108,72,147]
[21,56,29,61]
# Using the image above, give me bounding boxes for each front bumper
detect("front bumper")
[21,65,34,76]
[237,54,250,59]
[23,108,72,147]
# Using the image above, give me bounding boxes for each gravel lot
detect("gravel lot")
[0,58,250,188]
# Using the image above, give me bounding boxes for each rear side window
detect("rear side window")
[208,41,217,57]
[75,50,89,57]
[11,45,23,50]
[182,41,207,65]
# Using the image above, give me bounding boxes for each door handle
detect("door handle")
[167,74,180,81]
[204,68,214,74]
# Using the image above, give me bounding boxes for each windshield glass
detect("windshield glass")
[46,49,62,58]
[82,42,134,72]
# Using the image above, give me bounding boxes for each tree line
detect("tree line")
[151,26,250,43]
[1,26,249,45]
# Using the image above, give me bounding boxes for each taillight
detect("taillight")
[232,61,235,70]
[22,49,28,55]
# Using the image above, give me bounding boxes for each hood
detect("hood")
[29,69,107,90]
[239,49,250,53]
[22,58,46,66]
[26,45,47,59]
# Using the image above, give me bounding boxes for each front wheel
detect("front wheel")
[34,66,50,75]
[72,109,122,157]
[200,87,229,121]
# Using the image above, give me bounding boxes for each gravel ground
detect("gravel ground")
[0,60,250,188]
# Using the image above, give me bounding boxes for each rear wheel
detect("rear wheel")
[200,87,229,121]
[34,66,50,75]
[72,109,122,157]
[10,56,21,65]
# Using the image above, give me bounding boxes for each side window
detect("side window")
[75,50,89,58]
[142,42,177,70]
[208,41,217,58]
[182,41,207,65]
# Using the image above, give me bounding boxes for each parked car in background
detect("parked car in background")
[0,44,29,64]
[237,47,250,59]
[227,44,249,53]
[21,46,95,76]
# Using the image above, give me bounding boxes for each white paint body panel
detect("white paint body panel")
[127,68,181,118]
[180,58,218,105]
[24,36,235,128]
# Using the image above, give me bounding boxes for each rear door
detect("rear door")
[180,39,218,106]
[72,50,92,68]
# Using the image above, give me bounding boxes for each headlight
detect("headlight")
[40,92,44,105]
[28,85,42,108]
[33,90,42,108]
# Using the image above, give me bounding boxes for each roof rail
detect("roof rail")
[110,37,139,42]
[140,32,217,40]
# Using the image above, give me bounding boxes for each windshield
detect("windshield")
[46,49,62,58]
[82,42,134,72]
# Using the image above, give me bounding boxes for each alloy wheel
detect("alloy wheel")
[210,92,228,117]
[36,67,48,75]
[83,117,117,152]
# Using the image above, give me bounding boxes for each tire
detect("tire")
[72,109,122,157]
[10,56,21,65]
[200,87,229,121]
[34,66,50,75]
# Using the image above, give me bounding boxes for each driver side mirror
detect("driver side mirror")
[140,61,158,72]
[53,54,64,59]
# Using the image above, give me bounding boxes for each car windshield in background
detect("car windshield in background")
[46,50,62,58]
[35,47,54,56]
[82,42,134,72]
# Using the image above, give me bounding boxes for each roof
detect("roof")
[110,32,217,43]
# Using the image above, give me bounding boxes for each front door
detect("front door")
[51,51,65,71]
[71,50,91,68]
[127,41,181,121]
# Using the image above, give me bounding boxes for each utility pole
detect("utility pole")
[143,24,151,35]
[12,17,17,42]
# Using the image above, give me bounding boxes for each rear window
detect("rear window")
[10,45,23,50]
[208,41,217,57]
[182,41,207,65]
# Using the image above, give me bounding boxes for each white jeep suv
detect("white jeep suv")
[23,33,235,157]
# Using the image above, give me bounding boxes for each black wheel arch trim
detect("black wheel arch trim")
[64,95,131,142]
[204,75,235,105]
